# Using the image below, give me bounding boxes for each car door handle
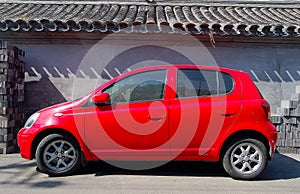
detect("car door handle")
[149,115,165,121]
[220,112,236,117]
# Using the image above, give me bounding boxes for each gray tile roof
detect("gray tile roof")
[0,1,300,36]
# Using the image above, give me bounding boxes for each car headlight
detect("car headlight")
[24,113,40,128]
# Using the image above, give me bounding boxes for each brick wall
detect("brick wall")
[271,85,300,154]
[0,41,25,154]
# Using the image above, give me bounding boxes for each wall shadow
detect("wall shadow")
[23,42,300,116]
[0,157,65,188]
[25,78,67,116]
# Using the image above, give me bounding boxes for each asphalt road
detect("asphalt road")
[1,152,300,194]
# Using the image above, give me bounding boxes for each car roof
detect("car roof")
[131,64,243,74]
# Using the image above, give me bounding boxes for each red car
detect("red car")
[18,65,277,180]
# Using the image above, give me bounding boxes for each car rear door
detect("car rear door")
[169,67,242,157]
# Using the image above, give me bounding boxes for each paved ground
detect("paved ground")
[0,152,300,194]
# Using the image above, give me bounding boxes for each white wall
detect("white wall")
[14,33,300,114]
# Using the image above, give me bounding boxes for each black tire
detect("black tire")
[35,134,82,176]
[222,138,268,180]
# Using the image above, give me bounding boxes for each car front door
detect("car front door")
[83,68,170,157]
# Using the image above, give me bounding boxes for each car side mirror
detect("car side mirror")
[92,92,110,104]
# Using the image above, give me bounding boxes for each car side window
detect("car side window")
[103,70,167,104]
[177,69,234,98]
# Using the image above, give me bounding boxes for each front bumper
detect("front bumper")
[17,128,33,160]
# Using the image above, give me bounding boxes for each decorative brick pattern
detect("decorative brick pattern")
[0,41,25,154]
[271,85,300,154]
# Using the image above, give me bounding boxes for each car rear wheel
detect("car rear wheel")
[35,134,81,176]
[222,138,268,180]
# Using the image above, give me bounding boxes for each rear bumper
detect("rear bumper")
[269,130,278,159]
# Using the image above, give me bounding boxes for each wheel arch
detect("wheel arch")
[31,128,83,160]
[220,130,271,161]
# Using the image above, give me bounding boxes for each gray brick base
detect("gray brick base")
[272,85,300,154]
[0,41,25,154]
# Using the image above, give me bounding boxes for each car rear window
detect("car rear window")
[177,69,234,98]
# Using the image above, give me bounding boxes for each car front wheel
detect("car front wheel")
[222,138,268,180]
[35,134,81,176]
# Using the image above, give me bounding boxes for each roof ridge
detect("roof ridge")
[1,0,300,8]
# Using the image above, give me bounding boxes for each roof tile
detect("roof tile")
[0,1,299,36]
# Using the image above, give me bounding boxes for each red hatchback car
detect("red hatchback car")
[18,65,277,180]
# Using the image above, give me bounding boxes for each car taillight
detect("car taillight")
[262,101,271,120]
